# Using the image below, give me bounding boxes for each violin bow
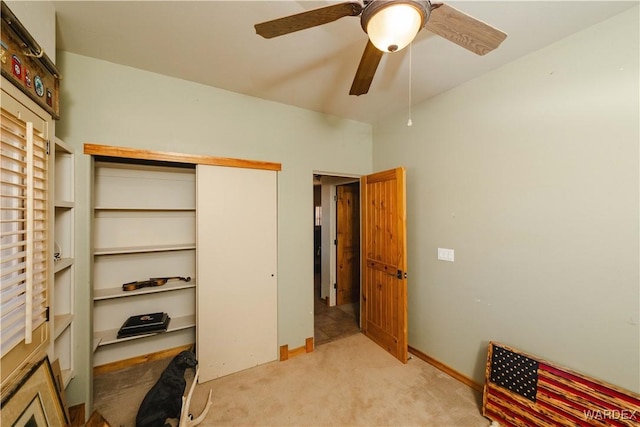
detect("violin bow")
[122,276,192,291]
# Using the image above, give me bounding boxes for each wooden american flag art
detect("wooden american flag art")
[483,342,640,426]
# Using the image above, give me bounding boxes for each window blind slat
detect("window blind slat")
[0,128,27,146]
[0,108,27,131]
[0,145,27,161]
[0,195,26,205]
[0,261,26,277]
[0,167,26,180]
[0,228,27,238]
[0,313,26,335]
[0,252,23,264]
[0,272,26,290]
[0,132,26,148]
[0,179,26,189]
[0,124,27,142]
[0,152,27,166]
[1,286,26,310]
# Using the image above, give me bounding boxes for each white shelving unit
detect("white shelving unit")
[91,160,197,367]
[52,137,75,388]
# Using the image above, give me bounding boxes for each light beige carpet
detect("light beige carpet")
[94,333,490,427]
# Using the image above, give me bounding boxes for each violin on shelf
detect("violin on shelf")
[122,276,191,292]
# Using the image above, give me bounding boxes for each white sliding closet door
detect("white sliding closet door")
[196,165,277,382]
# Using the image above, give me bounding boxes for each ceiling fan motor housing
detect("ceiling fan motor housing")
[361,0,431,52]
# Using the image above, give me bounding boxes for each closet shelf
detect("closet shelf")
[94,206,195,211]
[93,314,195,347]
[55,200,74,208]
[54,257,74,273]
[61,369,74,388]
[94,280,196,301]
[94,243,196,256]
[54,313,74,339]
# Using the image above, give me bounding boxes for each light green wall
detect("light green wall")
[4,0,56,59]
[372,6,640,392]
[55,51,372,406]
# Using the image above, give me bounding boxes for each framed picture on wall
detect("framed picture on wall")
[1,354,69,426]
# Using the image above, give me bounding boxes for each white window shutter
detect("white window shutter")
[0,107,49,356]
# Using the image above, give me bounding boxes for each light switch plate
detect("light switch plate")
[438,248,455,262]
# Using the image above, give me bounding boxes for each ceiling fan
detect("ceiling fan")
[254,0,507,96]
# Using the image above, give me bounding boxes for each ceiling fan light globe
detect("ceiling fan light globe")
[366,3,424,53]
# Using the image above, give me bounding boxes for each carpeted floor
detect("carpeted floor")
[93,333,490,427]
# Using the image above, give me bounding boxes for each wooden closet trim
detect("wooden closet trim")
[84,143,282,171]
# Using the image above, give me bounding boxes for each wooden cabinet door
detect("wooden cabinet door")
[196,165,278,382]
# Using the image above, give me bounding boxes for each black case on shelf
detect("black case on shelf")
[117,312,170,338]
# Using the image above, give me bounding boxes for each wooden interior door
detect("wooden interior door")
[336,182,360,305]
[196,165,278,382]
[361,167,408,363]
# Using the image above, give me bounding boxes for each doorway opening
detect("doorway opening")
[313,174,361,346]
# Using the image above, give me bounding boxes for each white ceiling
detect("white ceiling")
[53,1,638,124]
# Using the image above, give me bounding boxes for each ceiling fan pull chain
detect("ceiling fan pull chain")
[407,42,413,127]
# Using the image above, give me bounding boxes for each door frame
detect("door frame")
[314,173,360,308]
[313,168,407,363]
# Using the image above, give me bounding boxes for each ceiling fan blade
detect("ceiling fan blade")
[350,40,384,96]
[425,3,507,55]
[255,2,363,39]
